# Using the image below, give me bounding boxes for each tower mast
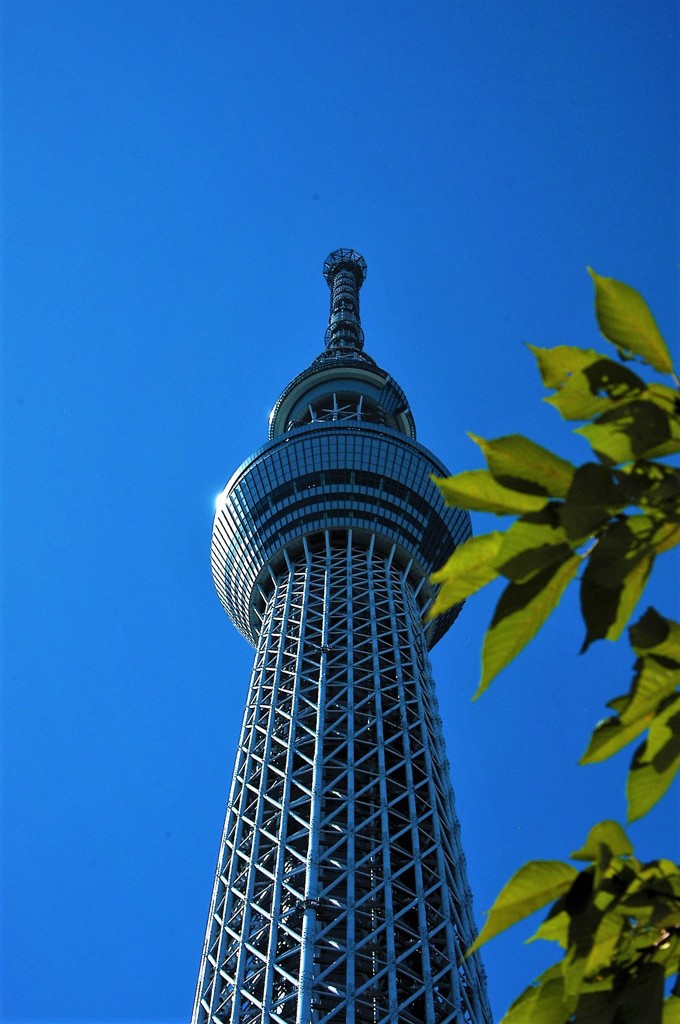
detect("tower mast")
[193,251,492,1024]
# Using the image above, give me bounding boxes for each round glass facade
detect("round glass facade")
[212,420,471,647]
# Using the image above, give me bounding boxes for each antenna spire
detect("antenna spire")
[323,249,367,351]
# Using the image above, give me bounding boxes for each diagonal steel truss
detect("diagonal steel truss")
[193,532,492,1024]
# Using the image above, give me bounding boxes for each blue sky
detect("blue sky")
[3,2,678,1022]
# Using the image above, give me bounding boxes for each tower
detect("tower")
[193,251,492,1024]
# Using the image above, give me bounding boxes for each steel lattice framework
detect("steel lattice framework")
[193,251,492,1024]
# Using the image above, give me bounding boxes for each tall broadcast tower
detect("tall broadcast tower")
[193,251,492,1024]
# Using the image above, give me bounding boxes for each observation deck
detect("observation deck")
[211,250,472,649]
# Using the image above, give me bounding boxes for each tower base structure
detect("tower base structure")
[193,533,491,1024]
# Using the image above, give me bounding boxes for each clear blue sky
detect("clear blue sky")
[3,2,678,1022]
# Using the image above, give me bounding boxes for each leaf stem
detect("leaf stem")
[580,537,599,559]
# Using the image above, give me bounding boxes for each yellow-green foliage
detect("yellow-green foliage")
[429,271,680,1022]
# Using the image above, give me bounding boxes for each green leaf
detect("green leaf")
[479,553,581,694]
[582,714,652,765]
[607,695,629,714]
[650,931,680,976]
[563,867,595,917]
[470,433,576,498]
[561,901,614,995]
[580,516,656,650]
[529,344,603,389]
[663,995,680,1024]
[588,268,674,375]
[581,651,680,764]
[433,470,549,514]
[611,963,666,1024]
[622,655,680,729]
[529,907,570,948]
[611,555,654,641]
[582,916,626,980]
[468,860,578,954]
[627,694,680,821]
[428,532,504,619]
[581,553,654,651]
[495,506,573,583]
[652,522,680,554]
[571,988,619,1024]
[501,968,573,1024]
[547,359,646,421]
[577,399,680,464]
[630,609,680,662]
[546,377,619,422]
[634,696,680,765]
[560,463,625,542]
[570,821,633,862]
[616,461,680,518]
[619,858,680,934]
[647,382,680,413]
[528,343,649,421]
